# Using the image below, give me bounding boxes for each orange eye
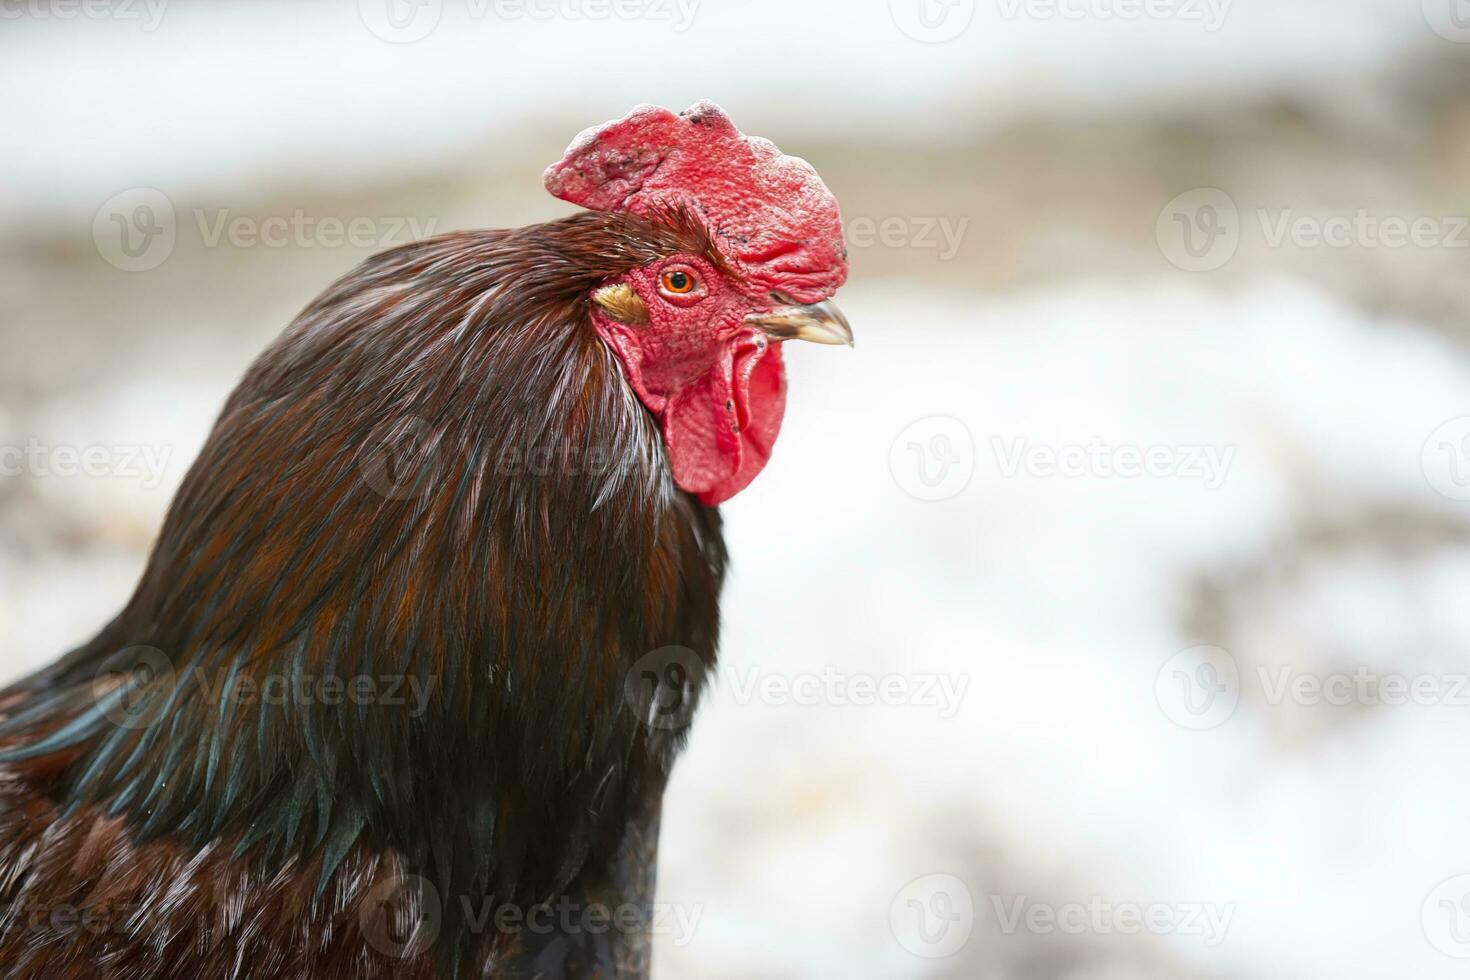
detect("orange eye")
[661,269,697,294]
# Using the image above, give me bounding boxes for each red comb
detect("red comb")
[544,101,848,300]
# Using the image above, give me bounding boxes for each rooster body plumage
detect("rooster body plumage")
[0,102,849,979]
[0,213,725,978]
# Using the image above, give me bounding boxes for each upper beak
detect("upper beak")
[746,300,854,347]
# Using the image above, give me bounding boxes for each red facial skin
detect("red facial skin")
[590,255,787,505]
[545,99,848,506]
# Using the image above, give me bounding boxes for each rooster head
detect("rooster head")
[545,100,850,505]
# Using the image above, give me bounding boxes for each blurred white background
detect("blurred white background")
[6,0,1470,976]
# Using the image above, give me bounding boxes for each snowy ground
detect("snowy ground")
[658,277,1470,978]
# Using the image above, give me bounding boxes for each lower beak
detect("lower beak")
[746,300,854,347]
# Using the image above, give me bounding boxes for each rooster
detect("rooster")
[0,102,849,979]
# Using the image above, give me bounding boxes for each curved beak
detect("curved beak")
[746,300,853,347]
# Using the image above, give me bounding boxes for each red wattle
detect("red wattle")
[662,341,785,506]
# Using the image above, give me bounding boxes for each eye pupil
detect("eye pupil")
[660,267,700,297]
